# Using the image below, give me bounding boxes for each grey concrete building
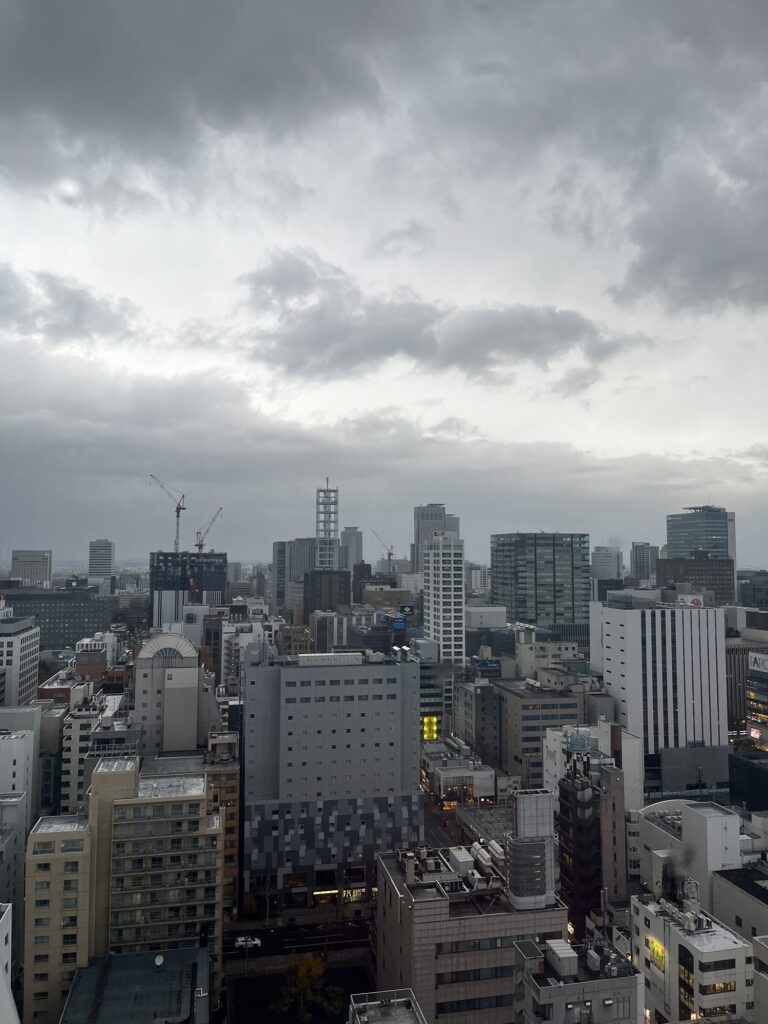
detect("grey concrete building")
[0,587,113,650]
[241,651,422,916]
[519,938,643,1024]
[411,503,460,574]
[376,844,567,1024]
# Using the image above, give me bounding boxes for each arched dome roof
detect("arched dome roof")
[138,632,197,661]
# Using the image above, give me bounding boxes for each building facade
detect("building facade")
[340,526,363,570]
[23,755,225,1024]
[666,504,735,561]
[1,589,113,650]
[632,884,753,1024]
[241,651,422,914]
[630,541,659,583]
[87,539,115,579]
[655,551,736,605]
[591,545,623,580]
[149,550,227,628]
[589,595,728,763]
[411,504,460,574]
[491,533,590,628]
[377,844,567,1024]
[10,550,52,588]
[422,534,465,666]
[0,599,40,706]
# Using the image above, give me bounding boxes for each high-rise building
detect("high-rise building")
[590,591,729,798]
[303,568,351,620]
[490,533,590,628]
[339,526,363,570]
[149,550,227,627]
[666,504,736,561]
[376,844,567,1024]
[241,650,422,913]
[10,549,52,588]
[591,545,623,579]
[411,503,459,573]
[315,479,339,570]
[655,551,736,604]
[630,541,659,582]
[558,758,626,940]
[271,538,317,611]
[87,539,115,578]
[0,599,40,706]
[422,533,465,666]
[23,755,225,1024]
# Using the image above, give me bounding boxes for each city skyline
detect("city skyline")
[2,5,768,566]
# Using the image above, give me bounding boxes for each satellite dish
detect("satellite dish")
[155,955,164,968]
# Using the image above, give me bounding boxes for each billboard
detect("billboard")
[749,652,768,674]
[676,595,703,607]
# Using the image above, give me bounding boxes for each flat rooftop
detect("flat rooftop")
[380,846,564,918]
[94,757,138,774]
[349,991,427,1024]
[636,895,752,953]
[137,775,206,799]
[140,755,206,776]
[60,948,210,1024]
[715,866,768,907]
[525,940,639,991]
[456,804,516,844]
[31,814,88,834]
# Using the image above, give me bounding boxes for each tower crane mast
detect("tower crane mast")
[149,475,186,554]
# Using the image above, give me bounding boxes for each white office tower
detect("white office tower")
[88,538,115,578]
[315,479,340,570]
[590,596,727,754]
[591,545,623,579]
[10,549,52,588]
[423,533,465,666]
[505,790,558,910]
[0,599,41,706]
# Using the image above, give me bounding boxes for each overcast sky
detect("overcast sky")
[2,1,768,566]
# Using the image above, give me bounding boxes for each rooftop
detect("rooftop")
[60,948,210,1024]
[31,814,89,835]
[94,757,138,774]
[715,866,768,907]
[349,990,428,1024]
[380,845,563,918]
[635,895,752,953]
[136,775,206,799]
[525,939,639,991]
[140,755,206,776]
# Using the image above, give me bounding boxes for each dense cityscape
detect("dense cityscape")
[3,3,767,1023]
[0,493,766,1023]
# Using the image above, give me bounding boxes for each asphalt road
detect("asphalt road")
[423,802,462,849]
[223,921,370,959]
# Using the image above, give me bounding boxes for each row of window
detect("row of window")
[285,694,398,704]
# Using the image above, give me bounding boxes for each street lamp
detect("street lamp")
[235,936,262,976]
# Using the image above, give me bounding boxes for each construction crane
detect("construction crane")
[195,507,224,554]
[372,530,395,572]
[149,475,186,554]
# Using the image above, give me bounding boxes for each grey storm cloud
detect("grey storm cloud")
[366,220,434,259]
[1,2,766,308]
[239,249,650,384]
[0,264,137,343]
[1,337,766,562]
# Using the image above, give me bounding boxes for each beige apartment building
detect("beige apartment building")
[377,846,567,1024]
[24,756,224,1024]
